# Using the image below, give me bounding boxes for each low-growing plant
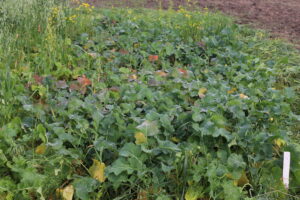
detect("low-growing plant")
[0,1,300,200]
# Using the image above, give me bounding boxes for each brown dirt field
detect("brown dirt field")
[87,0,300,47]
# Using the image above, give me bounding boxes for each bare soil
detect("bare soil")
[87,0,300,47]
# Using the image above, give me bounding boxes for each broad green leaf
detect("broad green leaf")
[73,177,97,200]
[211,114,226,128]
[223,182,243,200]
[136,120,159,136]
[119,143,141,157]
[160,115,174,132]
[35,124,47,143]
[119,67,131,74]
[108,158,134,176]
[192,113,203,122]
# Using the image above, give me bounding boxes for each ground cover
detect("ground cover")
[0,1,300,199]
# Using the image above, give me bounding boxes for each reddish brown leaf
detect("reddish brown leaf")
[119,49,129,55]
[69,83,80,91]
[56,80,68,89]
[178,68,188,76]
[33,74,43,84]
[88,52,98,58]
[197,41,206,48]
[136,190,148,200]
[155,70,168,77]
[148,55,159,62]
[109,86,120,92]
[77,75,92,87]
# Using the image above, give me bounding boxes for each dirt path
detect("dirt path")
[87,0,300,47]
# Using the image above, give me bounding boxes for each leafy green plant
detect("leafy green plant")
[0,1,300,200]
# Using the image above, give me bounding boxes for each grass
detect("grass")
[0,0,300,199]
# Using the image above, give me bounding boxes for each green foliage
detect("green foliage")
[0,1,300,199]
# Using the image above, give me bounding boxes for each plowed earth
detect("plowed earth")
[87,0,300,47]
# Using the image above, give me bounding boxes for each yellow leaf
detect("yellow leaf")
[135,132,147,144]
[203,69,209,74]
[35,143,46,154]
[252,162,263,168]
[239,93,249,99]
[227,171,249,187]
[61,185,74,200]
[225,173,234,180]
[89,159,106,182]
[137,189,148,200]
[155,70,168,77]
[274,138,286,148]
[227,88,237,94]
[171,137,180,143]
[237,171,249,187]
[129,74,138,80]
[198,88,207,98]
[185,185,204,200]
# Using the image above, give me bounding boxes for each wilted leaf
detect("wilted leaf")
[35,143,46,154]
[239,93,249,99]
[33,74,43,84]
[274,138,286,148]
[70,76,91,94]
[137,189,148,200]
[148,79,162,87]
[135,132,147,144]
[129,74,138,80]
[155,70,168,77]
[61,185,74,200]
[171,137,180,143]
[89,159,106,182]
[198,88,207,99]
[178,68,188,76]
[197,41,206,48]
[56,80,68,89]
[236,171,249,187]
[119,49,129,55]
[77,75,92,87]
[109,86,120,92]
[69,83,80,91]
[185,185,204,200]
[88,52,98,58]
[227,88,237,94]
[148,55,159,62]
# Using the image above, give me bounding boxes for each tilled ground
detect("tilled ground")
[198,0,300,46]
[87,0,300,47]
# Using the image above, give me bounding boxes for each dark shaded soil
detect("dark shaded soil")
[87,0,300,47]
